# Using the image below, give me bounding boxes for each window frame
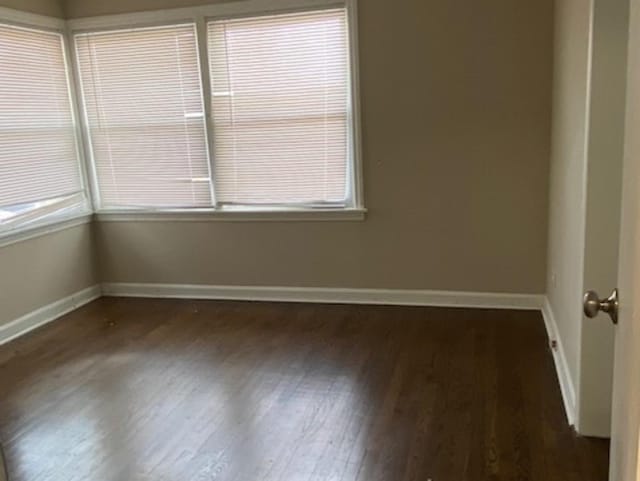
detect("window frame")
[0,0,364,246]
[68,0,365,221]
[0,7,94,243]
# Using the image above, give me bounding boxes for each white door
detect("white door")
[609,0,640,478]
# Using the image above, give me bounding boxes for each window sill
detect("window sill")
[0,211,93,249]
[94,207,367,223]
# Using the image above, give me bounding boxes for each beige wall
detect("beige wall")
[78,0,554,293]
[0,224,99,326]
[0,0,62,17]
[64,0,227,17]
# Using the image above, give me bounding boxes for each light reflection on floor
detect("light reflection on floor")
[2,346,367,481]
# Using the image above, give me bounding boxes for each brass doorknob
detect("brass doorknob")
[583,288,619,324]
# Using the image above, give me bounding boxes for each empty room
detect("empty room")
[1,0,640,479]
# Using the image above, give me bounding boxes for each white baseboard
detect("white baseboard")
[101,282,544,310]
[0,285,102,346]
[541,297,576,426]
[0,284,546,348]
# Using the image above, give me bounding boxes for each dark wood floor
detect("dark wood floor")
[0,298,608,481]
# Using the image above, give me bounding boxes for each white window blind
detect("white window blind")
[0,23,83,226]
[208,9,351,206]
[75,24,211,209]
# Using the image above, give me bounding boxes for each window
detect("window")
[73,5,361,214]
[208,9,351,207]
[0,22,86,232]
[0,1,362,235]
[75,24,211,209]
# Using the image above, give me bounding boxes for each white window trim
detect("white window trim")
[95,207,366,222]
[69,0,365,218]
[0,7,94,245]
